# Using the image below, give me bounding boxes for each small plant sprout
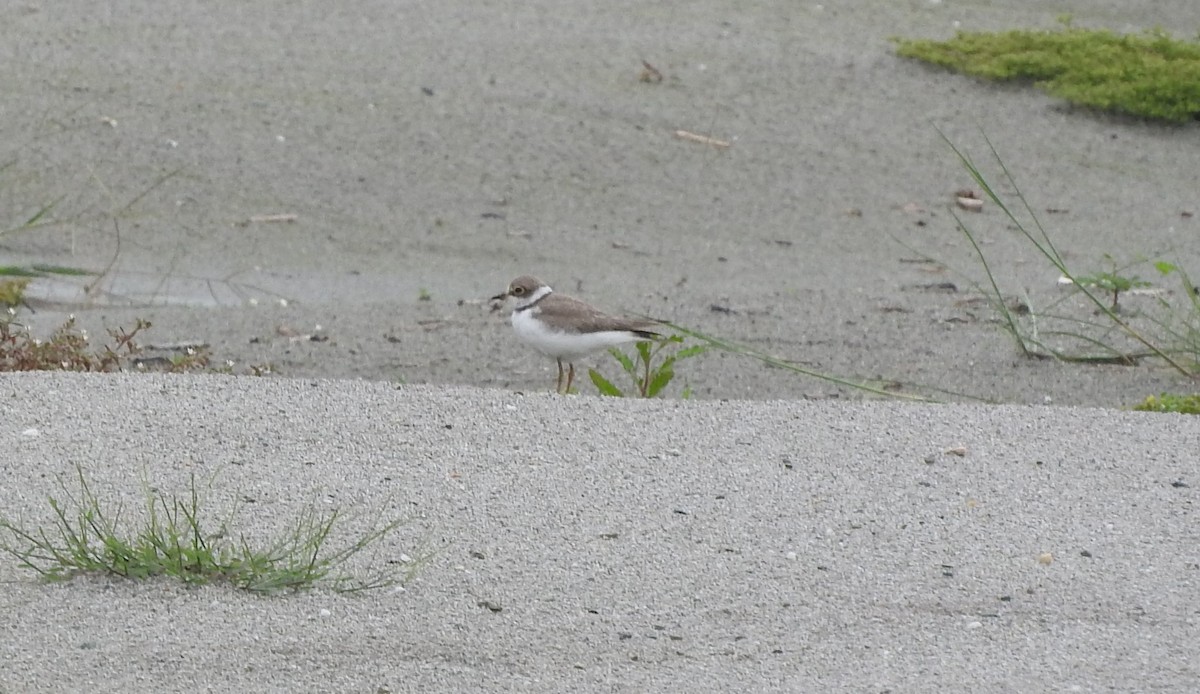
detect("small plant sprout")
[588,334,707,398]
[1073,255,1152,312]
[418,288,432,302]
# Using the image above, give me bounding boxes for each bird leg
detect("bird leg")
[555,358,565,394]
[564,362,576,394]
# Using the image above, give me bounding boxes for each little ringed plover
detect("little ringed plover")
[491,275,661,394]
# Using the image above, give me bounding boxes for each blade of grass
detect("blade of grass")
[0,267,46,278]
[939,128,1193,377]
[30,264,95,276]
[659,321,942,402]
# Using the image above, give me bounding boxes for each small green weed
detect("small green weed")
[1133,393,1200,414]
[588,335,706,398]
[1074,255,1153,312]
[0,465,417,594]
[0,278,30,308]
[894,24,1200,122]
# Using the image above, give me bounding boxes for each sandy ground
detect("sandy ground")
[2,0,1199,691]
[3,373,1200,693]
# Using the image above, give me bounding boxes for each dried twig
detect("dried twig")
[639,60,663,83]
[673,130,731,149]
[248,214,298,224]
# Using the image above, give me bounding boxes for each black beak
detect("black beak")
[490,291,510,302]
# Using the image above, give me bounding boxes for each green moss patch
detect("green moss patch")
[894,26,1200,122]
[1134,393,1200,414]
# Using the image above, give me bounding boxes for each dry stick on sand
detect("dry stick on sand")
[639,60,664,83]
[247,214,298,224]
[673,130,731,149]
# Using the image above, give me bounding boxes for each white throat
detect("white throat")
[516,284,553,309]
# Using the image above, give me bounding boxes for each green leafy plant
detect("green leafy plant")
[588,335,706,398]
[0,464,418,594]
[894,25,1200,122]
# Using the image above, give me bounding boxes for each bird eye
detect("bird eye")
[512,287,525,295]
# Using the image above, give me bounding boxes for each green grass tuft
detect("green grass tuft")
[894,26,1200,122]
[0,465,418,594]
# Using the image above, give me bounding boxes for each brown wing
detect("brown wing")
[535,294,661,336]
